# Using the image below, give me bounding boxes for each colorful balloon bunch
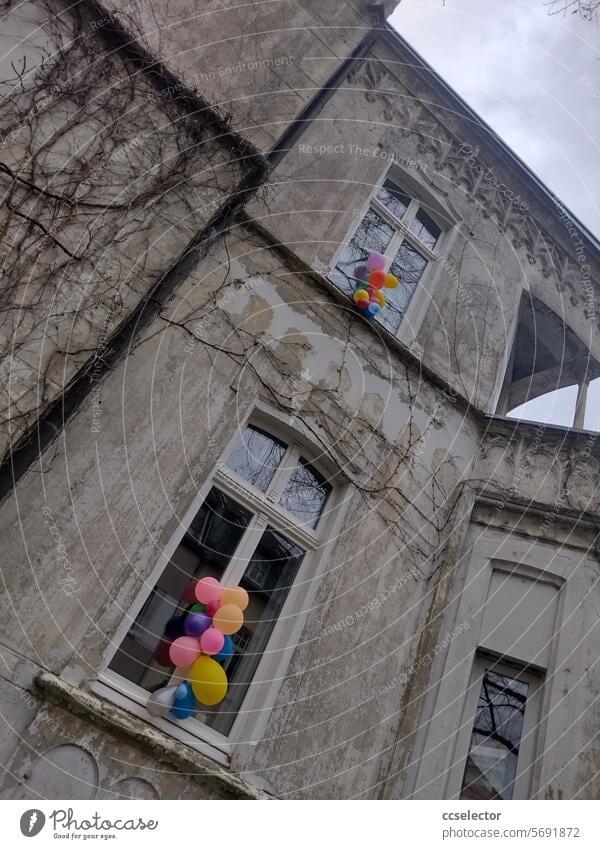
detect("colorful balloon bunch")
[353,252,399,317]
[147,577,248,719]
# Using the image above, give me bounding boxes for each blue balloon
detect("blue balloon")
[214,635,234,664]
[366,302,380,317]
[170,681,196,720]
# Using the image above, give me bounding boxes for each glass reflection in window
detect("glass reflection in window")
[279,457,331,527]
[409,207,441,250]
[108,488,251,690]
[200,527,304,735]
[226,425,286,492]
[329,208,394,295]
[460,670,529,800]
[377,180,411,221]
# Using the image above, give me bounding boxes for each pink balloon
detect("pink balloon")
[195,577,222,605]
[200,627,225,656]
[205,600,220,618]
[169,636,201,667]
[367,252,385,271]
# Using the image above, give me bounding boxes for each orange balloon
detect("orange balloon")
[213,603,244,635]
[220,586,249,611]
[368,268,386,289]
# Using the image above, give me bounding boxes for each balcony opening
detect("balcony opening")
[497,295,600,430]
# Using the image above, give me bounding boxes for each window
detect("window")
[106,422,333,743]
[458,658,542,800]
[330,179,443,334]
[498,294,600,430]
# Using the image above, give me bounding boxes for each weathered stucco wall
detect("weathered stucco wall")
[0,0,260,463]
[99,0,384,152]
[2,217,600,799]
[250,34,600,411]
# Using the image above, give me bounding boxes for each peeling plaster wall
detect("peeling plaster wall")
[2,220,600,799]
[251,35,600,411]
[0,0,257,462]
[99,0,381,152]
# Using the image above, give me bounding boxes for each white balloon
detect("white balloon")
[146,685,179,717]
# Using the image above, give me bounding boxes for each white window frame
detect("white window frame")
[447,654,543,800]
[94,406,347,764]
[329,167,452,339]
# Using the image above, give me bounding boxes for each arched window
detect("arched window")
[329,177,446,334]
[103,419,336,749]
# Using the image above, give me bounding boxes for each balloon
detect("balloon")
[354,264,369,282]
[200,627,225,655]
[195,576,222,605]
[190,656,228,705]
[367,252,386,271]
[189,603,205,613]
[214,635,234,664]
[147,684,179,717]
[154,638,173,667]
[366,302,381,316]
[213,603,244,635]
[164,615,186,639]
[374,290,385,307]
[181,582,198,605]
[384,272,399,289]
[184,611,211,637]
[353,289,369,304]
[169,636,201,667]
[220,586,249,611]
[171,681,196,720]
[368,269,386,289]
[204,600,220,618]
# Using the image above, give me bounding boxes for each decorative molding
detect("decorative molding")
[347,57,597,292]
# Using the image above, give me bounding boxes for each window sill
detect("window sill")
[35,671,266,800]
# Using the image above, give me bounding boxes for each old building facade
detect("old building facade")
[1,0,599,800]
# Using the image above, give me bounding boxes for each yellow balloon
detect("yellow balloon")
[220,586,249,611]
[353,289,369,303]
[213,603,244,635]
[374,290,385,308]
[189,656,228,705]
[384,273,399,289]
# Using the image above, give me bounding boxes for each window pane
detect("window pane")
[225,425,286,492]
[375,242,428,334]
[376,180,411,221]
[409,207,441,250]
[460,670,529,800]
[329,207,394,295]
[200,528,304,735]
[108,488,251,690]
[279,457,331,528]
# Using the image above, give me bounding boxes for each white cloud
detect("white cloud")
[389,0,600,238]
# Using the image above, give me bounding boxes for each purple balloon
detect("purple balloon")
[184,612,211,637]
[367,252,386,271]
[354,264,368,283]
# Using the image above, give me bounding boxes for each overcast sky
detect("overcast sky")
[389,0,600,240]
